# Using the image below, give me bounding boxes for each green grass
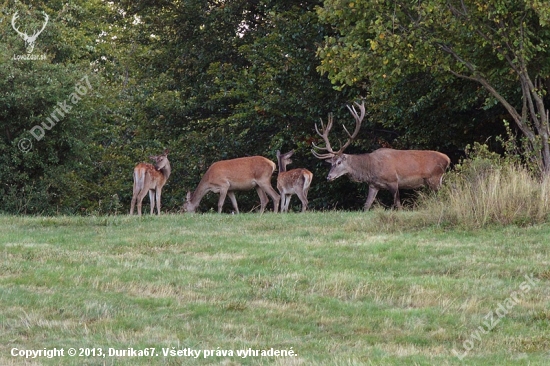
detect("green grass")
[0,213,549,365]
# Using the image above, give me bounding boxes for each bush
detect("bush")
[372,143,550,230]
[420,143,550,228]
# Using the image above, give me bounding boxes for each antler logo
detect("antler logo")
[11,11,49,54]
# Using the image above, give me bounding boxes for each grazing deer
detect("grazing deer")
[130,149,171,216]
[276,150,313,213]
[312,102,450,209]
[183,156,280,214]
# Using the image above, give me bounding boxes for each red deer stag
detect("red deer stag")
[130,149,171,216]
[183,156,280,214]
[312,102,450,209]
[276,150,313,213]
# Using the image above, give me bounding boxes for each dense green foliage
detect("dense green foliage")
[2,1,549,214]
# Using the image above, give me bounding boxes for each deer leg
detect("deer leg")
[364,186,379,210]
[279,189,288,213]
[130,181,141,215]
[302,179,311,213]
[217,188,228,214]
[296,190,308,213]
[278,190,286,213]
[388,183,402,209]
[280,193,287,213]
[285,194,293,213]
[130,193,137,215]
[256,187,268,213]
[136,188,149,216]
[258,184,280,213]
[155,188,162,215]
[284,194,293,212]
[227,191,239,214]
[149,189,156,215]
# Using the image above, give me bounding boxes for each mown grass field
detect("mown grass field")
[0,212,549,365]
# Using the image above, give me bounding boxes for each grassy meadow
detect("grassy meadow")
[0,212,549,365]
[0,211,550,365]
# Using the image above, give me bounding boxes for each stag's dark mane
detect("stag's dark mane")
[344,153,375,183]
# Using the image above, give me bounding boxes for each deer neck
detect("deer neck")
[189,175,213,206]
[159,161,171,181]
[347,153,373,182]
[278,160,287,173]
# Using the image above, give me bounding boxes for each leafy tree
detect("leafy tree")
[318,0,550,173]
[0,1,116,214]
[117,0,367,212]
[206,2,366,208]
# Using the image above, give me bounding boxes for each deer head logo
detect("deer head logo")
[11,11,49,54]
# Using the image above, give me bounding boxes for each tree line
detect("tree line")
[1,0,548,214]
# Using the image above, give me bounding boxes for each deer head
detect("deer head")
[12,11,49,54]
[312,102,366,180]
[276,150,294,173]
[150,149,170,170]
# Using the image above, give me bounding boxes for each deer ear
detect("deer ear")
[276,150,281,157]
[163,149,169,155]
[186,191,192,201]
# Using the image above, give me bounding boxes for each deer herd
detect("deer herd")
[130,102,451,215]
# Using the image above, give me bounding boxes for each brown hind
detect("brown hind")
[130,149,171,215]
[276,150,313,212]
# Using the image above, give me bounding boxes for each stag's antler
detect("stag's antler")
[312,113,337,159]
[312,101,365,159]
[340,101,365,151]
